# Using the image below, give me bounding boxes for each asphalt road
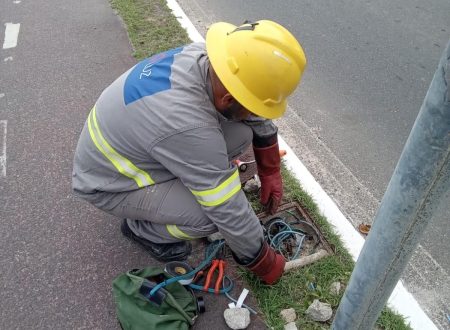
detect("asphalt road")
[0,0,148,328]
[176,0,450,328]
[0,1,265,329]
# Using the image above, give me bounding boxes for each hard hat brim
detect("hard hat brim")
[206,22,286,120]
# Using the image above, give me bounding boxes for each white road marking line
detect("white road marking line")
[4,56,13,62]
[0,93,5,99]
[3,23,21,49]
[166,0,204,43]
[13,1,22,3]
[0,120,7,177]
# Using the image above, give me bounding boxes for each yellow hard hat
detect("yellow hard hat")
[206,20,307,119]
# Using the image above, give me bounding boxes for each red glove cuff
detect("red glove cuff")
[247,242,285,284]
[253,143,281,176]
[253,143,283,213]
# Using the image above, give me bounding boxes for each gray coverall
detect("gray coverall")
[72,43,277,261]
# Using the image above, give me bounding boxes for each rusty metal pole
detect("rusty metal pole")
[332,40,450,329]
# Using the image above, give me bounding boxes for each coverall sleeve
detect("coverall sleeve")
[150,125,264,261]
[243,115,278,147]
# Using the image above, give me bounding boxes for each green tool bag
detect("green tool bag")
[112,267,197,330]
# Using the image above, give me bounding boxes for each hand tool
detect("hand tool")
[203,247,225,294]
[188,243,234,294]
[233,159,256,172]
[233,149,287,172]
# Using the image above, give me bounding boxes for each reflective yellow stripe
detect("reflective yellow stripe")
[191,170,241,207]
[87,106,154,188]
[191,170,239,197]
[166,225,194,240]
[199,184,241,207]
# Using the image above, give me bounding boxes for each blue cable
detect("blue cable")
[188,274,234,294]
[149,240,225,296]
[266,217,307,261]
[223,275,258,315]
[270,230,305,260]
[285,210,321,241]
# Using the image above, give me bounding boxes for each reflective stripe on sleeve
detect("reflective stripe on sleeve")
[190,169,241,207]
[166,224,194,240]
[87,106,154,188]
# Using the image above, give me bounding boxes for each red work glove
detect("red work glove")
[247,242,285,285]
[253,142,283,214]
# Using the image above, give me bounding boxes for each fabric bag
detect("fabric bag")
[112,267,197,330]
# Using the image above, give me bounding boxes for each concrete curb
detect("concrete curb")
[165,1,438,328]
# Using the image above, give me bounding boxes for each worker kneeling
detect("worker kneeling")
[72,20,306,285]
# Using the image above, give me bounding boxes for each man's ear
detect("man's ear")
[217,93,235,109]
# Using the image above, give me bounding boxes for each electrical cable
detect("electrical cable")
[149,240,225,296]
[285,210,321,241]
[188,274,234,294]
[263,211,319,261]
[223,276,258,315]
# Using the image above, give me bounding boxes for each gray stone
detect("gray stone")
[243,177,260,193]
[330,281,342,295]
[280,308,297,323]
[305,299,333,322]
[284,321,298,330]
[223,308,251,329]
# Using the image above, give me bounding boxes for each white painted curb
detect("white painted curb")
[165,1,438,329]
[166,0,203,43]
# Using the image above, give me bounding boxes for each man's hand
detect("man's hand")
[259,171,282,214]
[253,142,283,214]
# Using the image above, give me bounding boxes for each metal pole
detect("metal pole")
[332,40,450,329]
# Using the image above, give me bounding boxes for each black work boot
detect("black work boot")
[120,219,192,262]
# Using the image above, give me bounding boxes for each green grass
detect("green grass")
[110,0,190,60]
[107,1,412,328]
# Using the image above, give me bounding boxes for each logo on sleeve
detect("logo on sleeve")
[123,47,184,105]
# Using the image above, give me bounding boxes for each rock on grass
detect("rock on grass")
[305,299,333,322]
[280,308,297,323]
[284,321,298,330]
[330,281,342,295]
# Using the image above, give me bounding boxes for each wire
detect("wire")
[285,210,321,241]
[149,240,225,296]
[223,276,258,315]
[189,274,234,294]
[285,210,300,219]
[263,211,318,261]
[270,230,305,260]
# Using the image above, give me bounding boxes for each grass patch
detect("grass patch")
[106,1,411,329]
[110,0,190,60]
